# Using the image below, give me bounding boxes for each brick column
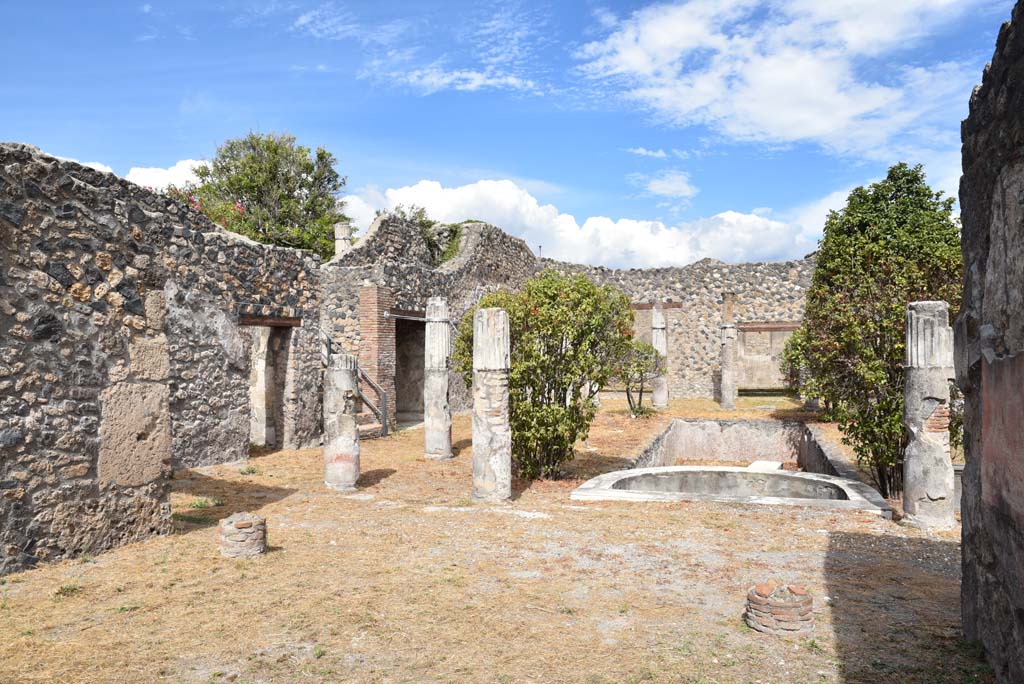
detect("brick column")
[358,284,397,428]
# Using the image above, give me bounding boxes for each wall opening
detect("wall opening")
[247,325,292,449]
[395,317,426,421]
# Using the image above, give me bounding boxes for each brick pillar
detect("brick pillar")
[358,284,397,428]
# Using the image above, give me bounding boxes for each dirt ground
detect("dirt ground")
[0,398,990,684]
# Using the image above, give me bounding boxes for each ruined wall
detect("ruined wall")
[548,258,812,397]
[321,216,538,412]
[322,217,812,408]
[0,143,321,575]
[957,5,1024,681]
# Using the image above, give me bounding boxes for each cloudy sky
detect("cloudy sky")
[1,1,1011,267]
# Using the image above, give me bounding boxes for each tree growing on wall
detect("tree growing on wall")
[781,163,963,497]
[453,270,634,479]
[167,132,346,260]
[616,340,665,418]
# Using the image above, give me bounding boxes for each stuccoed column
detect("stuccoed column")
[903,301,956,529]
[333,214,354,257]
[323,353,360,491]
[424,297,453,459]
[719,324,738,410]
[472,308,512,502]
[651,304,669,408]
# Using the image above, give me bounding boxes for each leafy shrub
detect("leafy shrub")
[615,340,665,417]
[782,163,962,497]
[453,270,634,478]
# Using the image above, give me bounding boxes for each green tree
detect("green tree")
[782,163,962,497]
[453,270,634,479]
[616,340,664,418]
[168,132,346,260]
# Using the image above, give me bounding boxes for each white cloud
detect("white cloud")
[577,0,986,162]
[625,147,667,158]
[292,5,360,40]
[125,159,207,190]
[362,5,550,96]
[394,65,539,94]
[342,177,831,268]
[140,3,152,13]
[641,170,698,199]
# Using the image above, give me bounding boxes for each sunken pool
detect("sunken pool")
[570,419,892,517]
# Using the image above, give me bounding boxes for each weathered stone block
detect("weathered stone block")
[98,381,171,487]
[129,333,169,381]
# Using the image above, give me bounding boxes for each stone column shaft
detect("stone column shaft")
[472,308,512,502]
[722,291,737,324]
[903,301,956,529]
[333,218,353,257]
[651,305,669,408]
[424,297,453,459]
[720,324,738,410]
[324,353,360,491]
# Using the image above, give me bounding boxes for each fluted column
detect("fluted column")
[719,324,738,410]
[651,304,669,408]
[472,308,512,502]
[424,297,453,459]
[903,301,956,529]
[324,353,360,491]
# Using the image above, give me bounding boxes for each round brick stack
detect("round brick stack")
[218,512,267,559]
[744,579,814,635]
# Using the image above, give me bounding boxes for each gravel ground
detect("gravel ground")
[0,399,990,684]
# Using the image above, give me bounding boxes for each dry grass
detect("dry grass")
[0,400,990,684]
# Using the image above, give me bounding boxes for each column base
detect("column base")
[424,452,454,460]
[325,482,358,493]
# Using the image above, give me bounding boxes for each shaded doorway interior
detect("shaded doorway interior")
[248,325,291,449]
[395,317,425,424]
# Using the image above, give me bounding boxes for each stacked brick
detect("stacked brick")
[357,284,397,426]
[218,512,267,559]
[743,579,814,635]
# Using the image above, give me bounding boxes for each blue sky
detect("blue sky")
[0,1,1013,267]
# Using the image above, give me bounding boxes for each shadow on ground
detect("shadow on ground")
[170,470,296,530]
[357,468,396,487]
[826,531,993,683]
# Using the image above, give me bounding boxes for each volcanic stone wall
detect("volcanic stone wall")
[546,258,813,397]
[957,4,1024,681]
[0,143,321,575]
[320,215,538,411]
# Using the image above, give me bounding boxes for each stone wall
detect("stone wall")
[0,143,321,575]
[547,258,813,397]
[1,142,815,576]
[957,4,1024,681]
[321,216,539,412]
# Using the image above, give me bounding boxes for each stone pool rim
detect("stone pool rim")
[570,465,893,518]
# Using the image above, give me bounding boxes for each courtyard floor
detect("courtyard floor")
[0,399,991,684]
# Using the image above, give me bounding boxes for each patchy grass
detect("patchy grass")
[188,496,225,510]
[0,401,989,684]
